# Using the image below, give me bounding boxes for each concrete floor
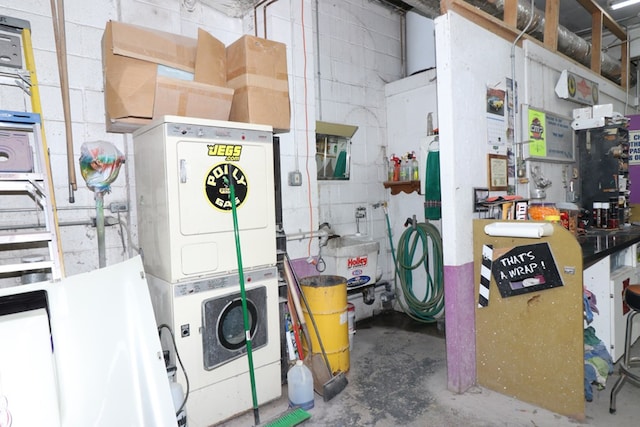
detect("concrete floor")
[218,310,640,427]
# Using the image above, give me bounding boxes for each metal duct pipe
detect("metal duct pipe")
[464,0,634,86]
[404,0,633,86]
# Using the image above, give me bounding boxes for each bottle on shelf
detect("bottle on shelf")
[411,151,419,181]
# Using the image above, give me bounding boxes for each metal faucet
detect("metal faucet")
[355,206,366,234]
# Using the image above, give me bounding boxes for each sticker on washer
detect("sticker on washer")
[208,144,243,161]
[347,256,368,269]
[347,276,371,288]
[205,162,249,211]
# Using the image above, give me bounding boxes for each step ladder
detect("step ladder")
[0,111,63,281]
[0,16,65,282]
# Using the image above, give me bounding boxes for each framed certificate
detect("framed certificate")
[488,154,508,191]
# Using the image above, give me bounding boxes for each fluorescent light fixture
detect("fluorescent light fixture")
[611,0,640,10]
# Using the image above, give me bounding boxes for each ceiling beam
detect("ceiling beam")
[574,0,627,41]
[544,0,559,51]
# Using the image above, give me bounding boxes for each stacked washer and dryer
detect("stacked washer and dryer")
[133,116,281,426]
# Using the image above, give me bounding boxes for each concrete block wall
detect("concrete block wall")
[0,0,404,291]
[0,0,248,285]
[313,1,403,287]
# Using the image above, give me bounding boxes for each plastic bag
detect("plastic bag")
[79,141,125,193]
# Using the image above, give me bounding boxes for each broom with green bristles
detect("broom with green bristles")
[226,173,311,427]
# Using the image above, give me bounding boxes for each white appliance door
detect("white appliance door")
[177,139,271,235]
[0,256,177,427]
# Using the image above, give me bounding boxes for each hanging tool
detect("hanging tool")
[227,173,260,426]
[284,253,348,402]
[49,0,77,202]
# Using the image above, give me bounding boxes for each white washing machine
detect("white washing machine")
[147,267,281,427]
[133,116,276,283]
[133,117,281,426]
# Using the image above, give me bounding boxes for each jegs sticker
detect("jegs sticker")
[208,144,243,161]
[205,162,248,211]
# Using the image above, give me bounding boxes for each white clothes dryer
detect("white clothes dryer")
[147,266,281,427]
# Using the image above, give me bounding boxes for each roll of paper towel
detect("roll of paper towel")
[484,222,554,238]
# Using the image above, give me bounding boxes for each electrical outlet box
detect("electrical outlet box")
[109,202,128,213]
[288,170,302,186]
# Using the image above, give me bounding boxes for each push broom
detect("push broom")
[226,174,310,427]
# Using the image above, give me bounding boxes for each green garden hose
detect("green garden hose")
[384,210,444,323]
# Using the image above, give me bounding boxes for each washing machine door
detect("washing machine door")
[201,286,267,370]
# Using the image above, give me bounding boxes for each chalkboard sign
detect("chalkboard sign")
[491,242,564,298]
[523,105,575,162]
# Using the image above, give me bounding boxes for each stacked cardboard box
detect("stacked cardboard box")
[102,21,291,133]
[226,35,290,133]
[102,21,233,133]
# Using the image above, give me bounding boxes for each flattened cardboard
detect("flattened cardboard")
[102,20,232,133]
[109,20,196,72]
[195,28,226,86]
[154,76,233,119]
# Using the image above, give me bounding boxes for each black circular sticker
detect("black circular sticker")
[205,163,248,211]
[567,74,576,98]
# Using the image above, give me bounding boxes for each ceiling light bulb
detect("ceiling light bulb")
[611,0,640,10]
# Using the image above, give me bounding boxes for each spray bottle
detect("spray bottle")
[390,154,401,181]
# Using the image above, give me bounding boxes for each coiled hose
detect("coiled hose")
[385,211,444,323]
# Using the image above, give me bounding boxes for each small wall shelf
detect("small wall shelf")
[383,180,421,195]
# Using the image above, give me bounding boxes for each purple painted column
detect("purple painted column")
[444,262,477,393]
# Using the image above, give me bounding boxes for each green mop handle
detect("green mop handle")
[226,174,260,425]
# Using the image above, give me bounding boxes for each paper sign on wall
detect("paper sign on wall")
[528,109,547,157]
[630,130,640,165]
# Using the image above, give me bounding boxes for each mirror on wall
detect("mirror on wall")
[316,121,358,180]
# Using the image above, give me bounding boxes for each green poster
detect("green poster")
[528,109,546,157]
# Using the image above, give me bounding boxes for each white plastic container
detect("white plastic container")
[323,236,379,289]
[287,360,314,410]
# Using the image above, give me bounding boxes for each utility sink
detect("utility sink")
[325,235,379,257]
[323,235,380,288]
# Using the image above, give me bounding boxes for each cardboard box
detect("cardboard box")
[102,21,232,133]
[226,35,290,132]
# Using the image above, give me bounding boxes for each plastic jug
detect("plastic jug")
[287,360,314,410]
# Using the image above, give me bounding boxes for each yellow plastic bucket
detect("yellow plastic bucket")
[300,275,349,373]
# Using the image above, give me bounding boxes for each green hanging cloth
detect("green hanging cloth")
[333,150,347,178]
[424,149,441,220]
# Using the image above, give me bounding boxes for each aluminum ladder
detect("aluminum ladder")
[0,15,65,282]
[0,111,63,281]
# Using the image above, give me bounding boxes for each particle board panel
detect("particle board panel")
[473,219,585,420]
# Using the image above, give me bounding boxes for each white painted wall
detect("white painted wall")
[436,11,638,268]
[385,70,439,311]
[312,0,402,280]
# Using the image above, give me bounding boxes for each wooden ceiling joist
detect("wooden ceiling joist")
[440,0,629,88]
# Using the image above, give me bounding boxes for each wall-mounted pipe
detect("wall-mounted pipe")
[263,0,279,39]
[49,0,77,202]
[284,229,329,241]
[254,0,269,36]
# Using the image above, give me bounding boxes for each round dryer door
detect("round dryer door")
[202,285,268,370]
